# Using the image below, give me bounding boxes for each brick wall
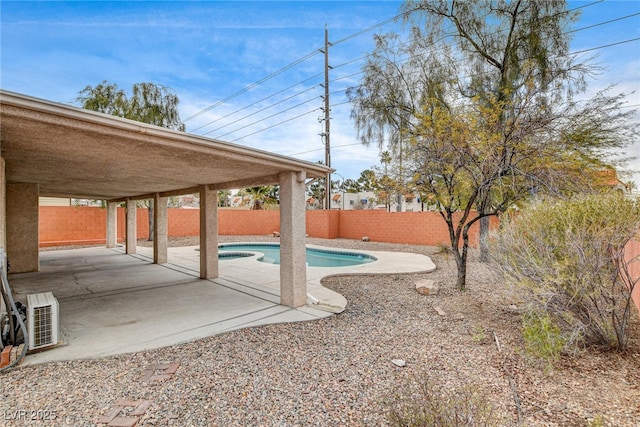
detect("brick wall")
[219,209,281,235]
[39,206,489,247]
[338,210,495,246]
[37,206,640,314]
[307,210,340,239]
[39,206,122,247]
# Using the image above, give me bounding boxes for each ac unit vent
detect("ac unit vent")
[27,292,59,350]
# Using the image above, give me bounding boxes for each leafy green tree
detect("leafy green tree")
[217,190,231,207]
[339,178,362,193]
[77,81,185,131]
[244,186,278,210]
[77,81,186,240]
[357,169,378,192]
[307,179,325,210]
[348,0,636,290]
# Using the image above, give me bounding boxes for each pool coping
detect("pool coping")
[143,243,437,313]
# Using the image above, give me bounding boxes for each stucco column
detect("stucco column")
[153,194,168,264]
[199,185,218,279]
[106,201,117,248]
[279,171,307,307]
[125,198,137,255]
[6,182,39,273]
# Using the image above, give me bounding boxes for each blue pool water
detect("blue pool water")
[218,243,376,267]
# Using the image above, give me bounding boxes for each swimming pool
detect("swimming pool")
[218,243,377,267]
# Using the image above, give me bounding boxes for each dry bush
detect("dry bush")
[386,374,500,427]
[493,193,640,353]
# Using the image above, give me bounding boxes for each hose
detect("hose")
[0,280,15,346]
[0,266,28,372]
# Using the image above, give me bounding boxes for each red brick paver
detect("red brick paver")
[139,362,180,382]
[97,399,152,426]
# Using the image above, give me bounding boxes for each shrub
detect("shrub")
[386,375,500,426]
[521,310,566,367]
[493,193,640,352]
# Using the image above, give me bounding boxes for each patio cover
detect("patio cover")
[0,90,332,307]
[0,90,329,199]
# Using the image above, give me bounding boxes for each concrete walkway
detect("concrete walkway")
[8,244,435,364]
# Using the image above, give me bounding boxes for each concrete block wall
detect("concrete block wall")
[338,210,488,247]
[168,208,200,237]
[39,206,487,247]
[624,237,640,312]
[39,206,126,247]
[218,209,280,236]
[307,210,340,239]
[36,206,640,315]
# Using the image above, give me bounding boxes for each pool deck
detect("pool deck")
[8,243,435,364]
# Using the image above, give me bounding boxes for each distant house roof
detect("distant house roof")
[597,168,630,191]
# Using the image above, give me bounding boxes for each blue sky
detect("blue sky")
[1,1,639,189]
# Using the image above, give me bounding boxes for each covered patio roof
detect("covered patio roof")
[0,90,331,308]
[0,90,330,200]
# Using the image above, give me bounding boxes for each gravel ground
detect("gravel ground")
[3,236,640,426]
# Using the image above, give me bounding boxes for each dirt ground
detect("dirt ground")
[140,235,640,425]
[38,236,639,425]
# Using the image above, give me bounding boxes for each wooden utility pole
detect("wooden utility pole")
[322,26,331,210]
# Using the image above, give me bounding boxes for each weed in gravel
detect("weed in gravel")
[385,374,502,426]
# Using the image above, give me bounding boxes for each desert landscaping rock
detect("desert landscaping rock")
[415,278,439,295]
[434,305,447,316]
[391,359,406,367]
[5,235,640,426]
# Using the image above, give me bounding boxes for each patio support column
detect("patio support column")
[153,194,168,264]
[125,198,137,255]
[199,185,218,279]
[6,182,39,273]
[279,170,307,307]
[106,201,117,248]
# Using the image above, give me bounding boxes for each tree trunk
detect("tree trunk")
[479,216,490,263]
[453,247,467,291]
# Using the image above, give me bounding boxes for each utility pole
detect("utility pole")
[321,26,331,210]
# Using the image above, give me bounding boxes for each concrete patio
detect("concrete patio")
[9,244,435,365]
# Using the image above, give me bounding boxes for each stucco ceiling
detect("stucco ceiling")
[0,91,330,200]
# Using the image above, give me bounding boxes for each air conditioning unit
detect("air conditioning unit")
[27,292,59,350]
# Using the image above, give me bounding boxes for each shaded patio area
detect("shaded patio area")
[9,243,435,365]
[9,247,332,365]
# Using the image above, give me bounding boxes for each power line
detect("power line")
[287,142,363,157]
[192,1,633,143]
[572,37,640,56]
[200,85,321,136]
[208,30,640,144]
[567,12,640,34]
[228,108,320,143]
[183,49,321,122]
[192,1,608,137]
[185,9,406,125]
[189,72,324,133]
[213,96,322,139]
[331,11,409,46]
